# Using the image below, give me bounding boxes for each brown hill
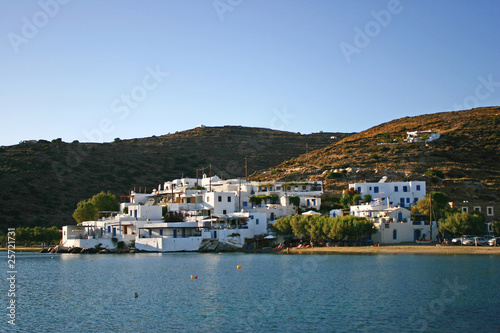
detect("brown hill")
[254,107,500,202]
[0,126,349,229]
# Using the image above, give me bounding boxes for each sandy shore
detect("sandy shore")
[282,244,500,255]
[0,246,44,252]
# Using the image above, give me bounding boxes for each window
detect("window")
[228,196,231,202]
[416,185,421,191]
[357,187,361,193]
[223,210,227,214]
[256,219,259,225]
[374,186,379,193]
[207,196,210,202]
[474,206,481,212]
[406,198,410,203]
[302,186,306,190]
[369,187,372,191]
[243,201,248,207]
[218,196,222,202]
[403,186,408,192]
[393,230,397,240]
[394,186,399,192]
[487,206,494,216]
[462,207,468,213]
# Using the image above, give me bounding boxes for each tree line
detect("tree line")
[0,226,61,246]
[272,215,377,242]
[411,191,498,236]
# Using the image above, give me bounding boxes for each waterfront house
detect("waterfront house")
[349,179,426,208]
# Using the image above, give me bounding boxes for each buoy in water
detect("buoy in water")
[134,292,139,298]
[195,276,198,279]
[191,275,194,279]
[237,265,241,269]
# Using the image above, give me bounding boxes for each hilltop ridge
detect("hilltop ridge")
[0,126,349,228]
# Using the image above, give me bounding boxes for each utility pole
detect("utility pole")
[245,157,248,181]
[238,178,241,212]
[209,164,212,192]
[429,192,433,241]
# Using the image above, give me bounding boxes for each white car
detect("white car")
[462,237,488,246]
[451,235,476,245]
[488,237,500,246]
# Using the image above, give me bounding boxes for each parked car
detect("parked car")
[451,235,476,245]
[462,237,489,246]
[488,237,500,246]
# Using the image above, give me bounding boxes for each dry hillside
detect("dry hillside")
[0,126,348,228]
[255,107,500,202]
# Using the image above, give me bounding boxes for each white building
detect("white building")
[406,130,440,143]
[61,176,323,252]
[349,201,438,244]
[349,180,426,208]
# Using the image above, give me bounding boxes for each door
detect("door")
[173,230,177,238]
[414,230,421,241]
[398,212,403,222]
[400,198,405,207]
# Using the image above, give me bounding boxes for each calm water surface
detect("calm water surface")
[1,252,499,332]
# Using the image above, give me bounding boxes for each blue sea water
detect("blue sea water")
[1,252,500,333]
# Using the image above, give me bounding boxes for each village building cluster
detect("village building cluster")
[62,176,323,251]
[61,170,495,250]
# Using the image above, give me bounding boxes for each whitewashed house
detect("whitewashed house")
[349,179,426,208]
[349,198,438,244]
[406,130,440,143]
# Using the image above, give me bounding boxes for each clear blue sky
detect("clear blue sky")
[1,0,499,146]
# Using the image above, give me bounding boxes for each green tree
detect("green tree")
[492,220,500,234]
[272,216,293,235]
[340,189,361,208]
[439,211,486,236]
[91,191,119,212]
[411,191,450,220]
[288,196,300,208]
[72,200,98,223]
[363,194,372,203]
[290,216,309,237]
